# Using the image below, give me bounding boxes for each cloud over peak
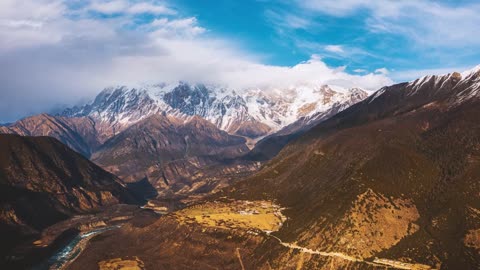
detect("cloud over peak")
[0,0,393,122]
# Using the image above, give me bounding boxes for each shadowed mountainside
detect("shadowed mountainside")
[0,134,137,260]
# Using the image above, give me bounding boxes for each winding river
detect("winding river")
[34,225,121,270]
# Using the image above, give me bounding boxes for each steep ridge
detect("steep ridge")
[0,114,115,157]
[0,134,136,258]
[92,114,258,200]
[71,69,480,269]
[0,114,93,157]
[249,87,368,160]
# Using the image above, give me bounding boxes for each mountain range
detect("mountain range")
[60,82,368,140]
[65,67,480,269]
[0,82,367,202]
[1,68,480,269]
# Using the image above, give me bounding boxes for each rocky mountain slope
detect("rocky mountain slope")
[92,114,260,200]
[0,114,93,157]
[71,68,480,269]
[249,87,368,160]
[222,68,480,269]
[0,112,260,205]
[60,82,368,139]
[0,114,115,157]
[0,134,137,260]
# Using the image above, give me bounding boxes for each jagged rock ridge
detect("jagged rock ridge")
[60,82,369,139]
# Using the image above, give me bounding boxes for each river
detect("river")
[33,225,121,270]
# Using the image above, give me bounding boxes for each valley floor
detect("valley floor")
[65,199,440,270]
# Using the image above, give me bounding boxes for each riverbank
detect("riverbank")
[2,204,159,269]
[44,225,122,270]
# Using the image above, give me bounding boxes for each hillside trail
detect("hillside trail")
[266,233,431,270]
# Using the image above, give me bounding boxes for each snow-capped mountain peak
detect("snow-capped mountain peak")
[60,82,369,138]
[461,65,480,80]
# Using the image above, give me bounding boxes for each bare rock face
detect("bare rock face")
[0,134,136,257]
[232,120,272,138]
[0,114,93,157]
[92,114,259,199]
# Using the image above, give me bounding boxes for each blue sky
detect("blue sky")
[172,0,480,80]
[1,0,480,121]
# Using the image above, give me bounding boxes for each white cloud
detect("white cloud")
[107,47,392,90]
[0,0,66,49]
[0,20,44,28]
[296,40,381,60]
[324,45,344,53]
[298,0,480,48]
[88,0,128,14]
[150,17,205,37]
[0,0,65,20]
[265,9,312,32]
[374,67,389,75]
[0,0,393,122]
[128,2,175,15]
[300,0,369,16]
[87,0,175,15]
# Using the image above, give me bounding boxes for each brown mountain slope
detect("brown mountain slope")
[221,72,480,269]
[0,113,262,203]
[0,114,113,157]
[0,134,136,259]
[0,113,130,158]
[71,71,480,269]
[92,114,259,201]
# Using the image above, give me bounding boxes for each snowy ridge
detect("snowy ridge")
[368,87,387,103]
[364,65,480,107]
[60,82,369,138]
[460,64,480,79]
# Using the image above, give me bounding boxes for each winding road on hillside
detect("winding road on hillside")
[266,233,432,270]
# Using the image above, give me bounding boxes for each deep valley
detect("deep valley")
[2,69,480,269]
